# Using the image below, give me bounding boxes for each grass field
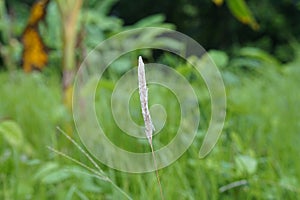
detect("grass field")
[0,50,300,199]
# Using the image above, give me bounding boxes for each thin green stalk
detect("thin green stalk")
[48,127,132,200]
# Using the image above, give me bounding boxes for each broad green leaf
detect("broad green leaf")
[0,120,24,148]
[96,0,119,15]
[34,162,60,181]
[41,168,72,184]
[110,57,132,74]
[226,0,259,30]
[239,47,280,66]
[208,50,229,68]
[235,154,257,175]
[134,14,166,27]
[230,57,261,69]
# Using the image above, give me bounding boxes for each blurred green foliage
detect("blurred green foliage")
[1,46,300,199]
[113,0,300,62]
[0,0,300,199]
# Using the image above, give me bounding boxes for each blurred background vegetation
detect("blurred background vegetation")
[0,0,300,199]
